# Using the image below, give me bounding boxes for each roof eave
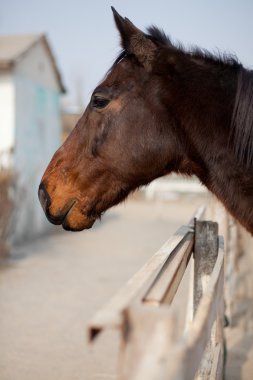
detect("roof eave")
[41,35,66,94]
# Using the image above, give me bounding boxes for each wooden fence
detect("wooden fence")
[88,205,238,379]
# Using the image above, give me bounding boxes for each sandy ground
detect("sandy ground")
[0,195,252,380]
[0,196,204,380]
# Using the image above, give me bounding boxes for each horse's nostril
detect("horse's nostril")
[38,182,51,213]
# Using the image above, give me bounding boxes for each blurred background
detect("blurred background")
[0,1,252,379]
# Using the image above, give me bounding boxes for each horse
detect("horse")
[38,7,253,234]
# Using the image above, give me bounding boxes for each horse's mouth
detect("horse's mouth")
[47,204,97,231]
[62,214,96,231]
[66,203,102,231]
[44,200,75,226]
[39,180,131,232]
[61,188,130,231]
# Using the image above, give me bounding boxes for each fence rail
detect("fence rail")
[88,206,227,379]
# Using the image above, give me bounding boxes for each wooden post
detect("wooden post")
[194,221,223,379]
[194,221,219,314]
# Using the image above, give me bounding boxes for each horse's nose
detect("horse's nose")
[38,182,51,214]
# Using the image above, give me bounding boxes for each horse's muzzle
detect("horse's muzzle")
[38,182,51,214]
[38,181,95,230]
[38,182,65,225]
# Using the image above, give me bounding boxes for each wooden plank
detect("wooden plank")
[185,257,194,332]
[171,239,224,380]
[212,293,224,380]
[210,343,223,380]
[88,207,205,341]
[119,238,224,380]
[88,224,191,341]
[143,232,194,305]
[119,306,176,380]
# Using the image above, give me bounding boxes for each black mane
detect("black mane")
[146,25,172,46]
[146,25,239,67]
[112,25,240,69]
[230,68,253,169]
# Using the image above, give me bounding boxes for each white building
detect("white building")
[0,34,65,242]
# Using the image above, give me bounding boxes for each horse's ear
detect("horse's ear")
[111,7,157,72]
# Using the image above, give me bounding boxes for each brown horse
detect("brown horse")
[39,8,253,234]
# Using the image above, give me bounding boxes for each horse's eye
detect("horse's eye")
[92,95,110,109]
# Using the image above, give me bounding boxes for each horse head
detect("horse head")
[39,8,184,231]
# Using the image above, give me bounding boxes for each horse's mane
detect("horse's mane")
[113,26,253,170]
[230,68,253,169]
[146,25,240,67]
[113,25,240,69]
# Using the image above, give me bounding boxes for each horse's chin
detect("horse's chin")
[59,204,97,231]
[62,216,96,231]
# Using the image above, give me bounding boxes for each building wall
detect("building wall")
[12,41,61,242]
[0,73,15,156]
[15,39,60,92]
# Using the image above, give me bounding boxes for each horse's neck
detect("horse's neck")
[199,151,253,234]
[230,67,253,169]
[171,62,253,233]
[200,66,253,233]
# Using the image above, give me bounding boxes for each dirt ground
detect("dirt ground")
[0,194,252,380]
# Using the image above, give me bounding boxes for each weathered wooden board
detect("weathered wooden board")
[119,306,176,380]
[210,343,223,380]
[119,233,224,380]
[88,225,190,340]
[166,237,224,380]
[88,208,226,380]
[88,207,205,341]
[143,232,194,305]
